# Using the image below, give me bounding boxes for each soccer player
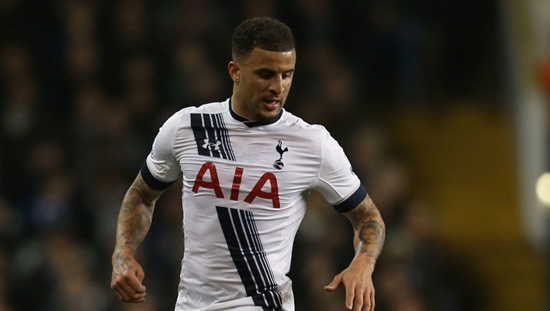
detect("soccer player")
[111,16,385,311]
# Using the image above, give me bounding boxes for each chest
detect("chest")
[176,127,320,208]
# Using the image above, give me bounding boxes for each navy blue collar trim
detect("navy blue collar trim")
[228,97,282,128]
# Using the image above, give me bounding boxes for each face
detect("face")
[229,48,296,124]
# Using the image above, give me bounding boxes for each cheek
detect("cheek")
[240,81,256,95]
[284,81,293,93]
[250,80,269,93]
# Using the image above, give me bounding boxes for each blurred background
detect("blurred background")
[0,0,549,310]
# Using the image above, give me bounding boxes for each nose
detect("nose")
[269,75,284,94]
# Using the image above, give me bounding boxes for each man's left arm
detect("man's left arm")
[324,194,386,311]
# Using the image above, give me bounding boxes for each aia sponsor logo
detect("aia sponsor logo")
[193,162,280,208]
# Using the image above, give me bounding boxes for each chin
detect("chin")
[257,113,280,125]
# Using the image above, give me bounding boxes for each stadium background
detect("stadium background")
[0,0,548,310]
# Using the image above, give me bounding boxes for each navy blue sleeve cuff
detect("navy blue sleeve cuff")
[140,161,176,190]
[333,184,367,213]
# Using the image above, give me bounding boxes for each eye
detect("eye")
[256,70,274,79]
[260,72,273,79]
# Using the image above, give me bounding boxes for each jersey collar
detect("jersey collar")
[228,97,283,128]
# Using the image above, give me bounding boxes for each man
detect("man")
[111,16,385,311]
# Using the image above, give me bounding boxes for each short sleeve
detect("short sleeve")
[141,111,183,190]
[311,129,367,213]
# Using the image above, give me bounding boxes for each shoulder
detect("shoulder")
[280,110,327,132]
[280,110,331,141]
[187,99,229,114]
[163,99,230,126]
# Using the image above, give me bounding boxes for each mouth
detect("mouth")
[262,99,281,111]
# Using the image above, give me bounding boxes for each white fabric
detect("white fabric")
[144,98,363,311]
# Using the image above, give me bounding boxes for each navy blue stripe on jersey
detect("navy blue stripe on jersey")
[216,206,282,310]
[191,113,236,161]
[203,113,222,159]
[333,183,367,213]
[240,210,281,308]
[213,113,237,161]
[140,161,176,190]
[244,211,282,308]
[190,113,209,157]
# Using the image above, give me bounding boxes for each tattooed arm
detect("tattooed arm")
[111,172,166,303]
[324,195,386,311]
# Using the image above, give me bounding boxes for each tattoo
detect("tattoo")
[113,255,131,274]
[113,174,164,261]
[351,195,386,260]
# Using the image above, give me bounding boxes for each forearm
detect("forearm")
[325,195,385,307]
[112,174,162,266]
[113,193,154,257]
[347,195,386,264]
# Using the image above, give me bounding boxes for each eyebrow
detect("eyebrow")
[254,68,295,75]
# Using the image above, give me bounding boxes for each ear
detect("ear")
[228,61,241,83]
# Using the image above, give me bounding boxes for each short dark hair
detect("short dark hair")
[232,17,295,60]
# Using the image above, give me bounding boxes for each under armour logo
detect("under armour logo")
[203,139,221,151]
[273,140,289,170]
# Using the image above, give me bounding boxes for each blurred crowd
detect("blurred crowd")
[0,0,497,310]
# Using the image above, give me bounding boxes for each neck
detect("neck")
[230,91,252,121]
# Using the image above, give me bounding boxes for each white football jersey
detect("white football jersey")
[141,98,367,311]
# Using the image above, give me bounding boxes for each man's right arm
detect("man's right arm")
[111,172,166,303]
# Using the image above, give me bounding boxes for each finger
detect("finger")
[360,289,374,311]
[123,274,147,293]
[130,293,147,301]
[116,281,147,302]
[324,274,342,292]
[136,266,145,282]
[131,297,146,303]
[113,284,131,301]
[369,289,375,311]
[353,287,364,311]
[112,275,133,301]
[345,281,356,310]
[129,292,147,303]
[115,276,143,300]
[356,296,368,311]
[112,286,125,301]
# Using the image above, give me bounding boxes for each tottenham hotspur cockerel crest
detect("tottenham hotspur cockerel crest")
[273,140,288,170]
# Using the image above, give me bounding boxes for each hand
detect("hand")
[324,262,376,311]
[111,255,147,303]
